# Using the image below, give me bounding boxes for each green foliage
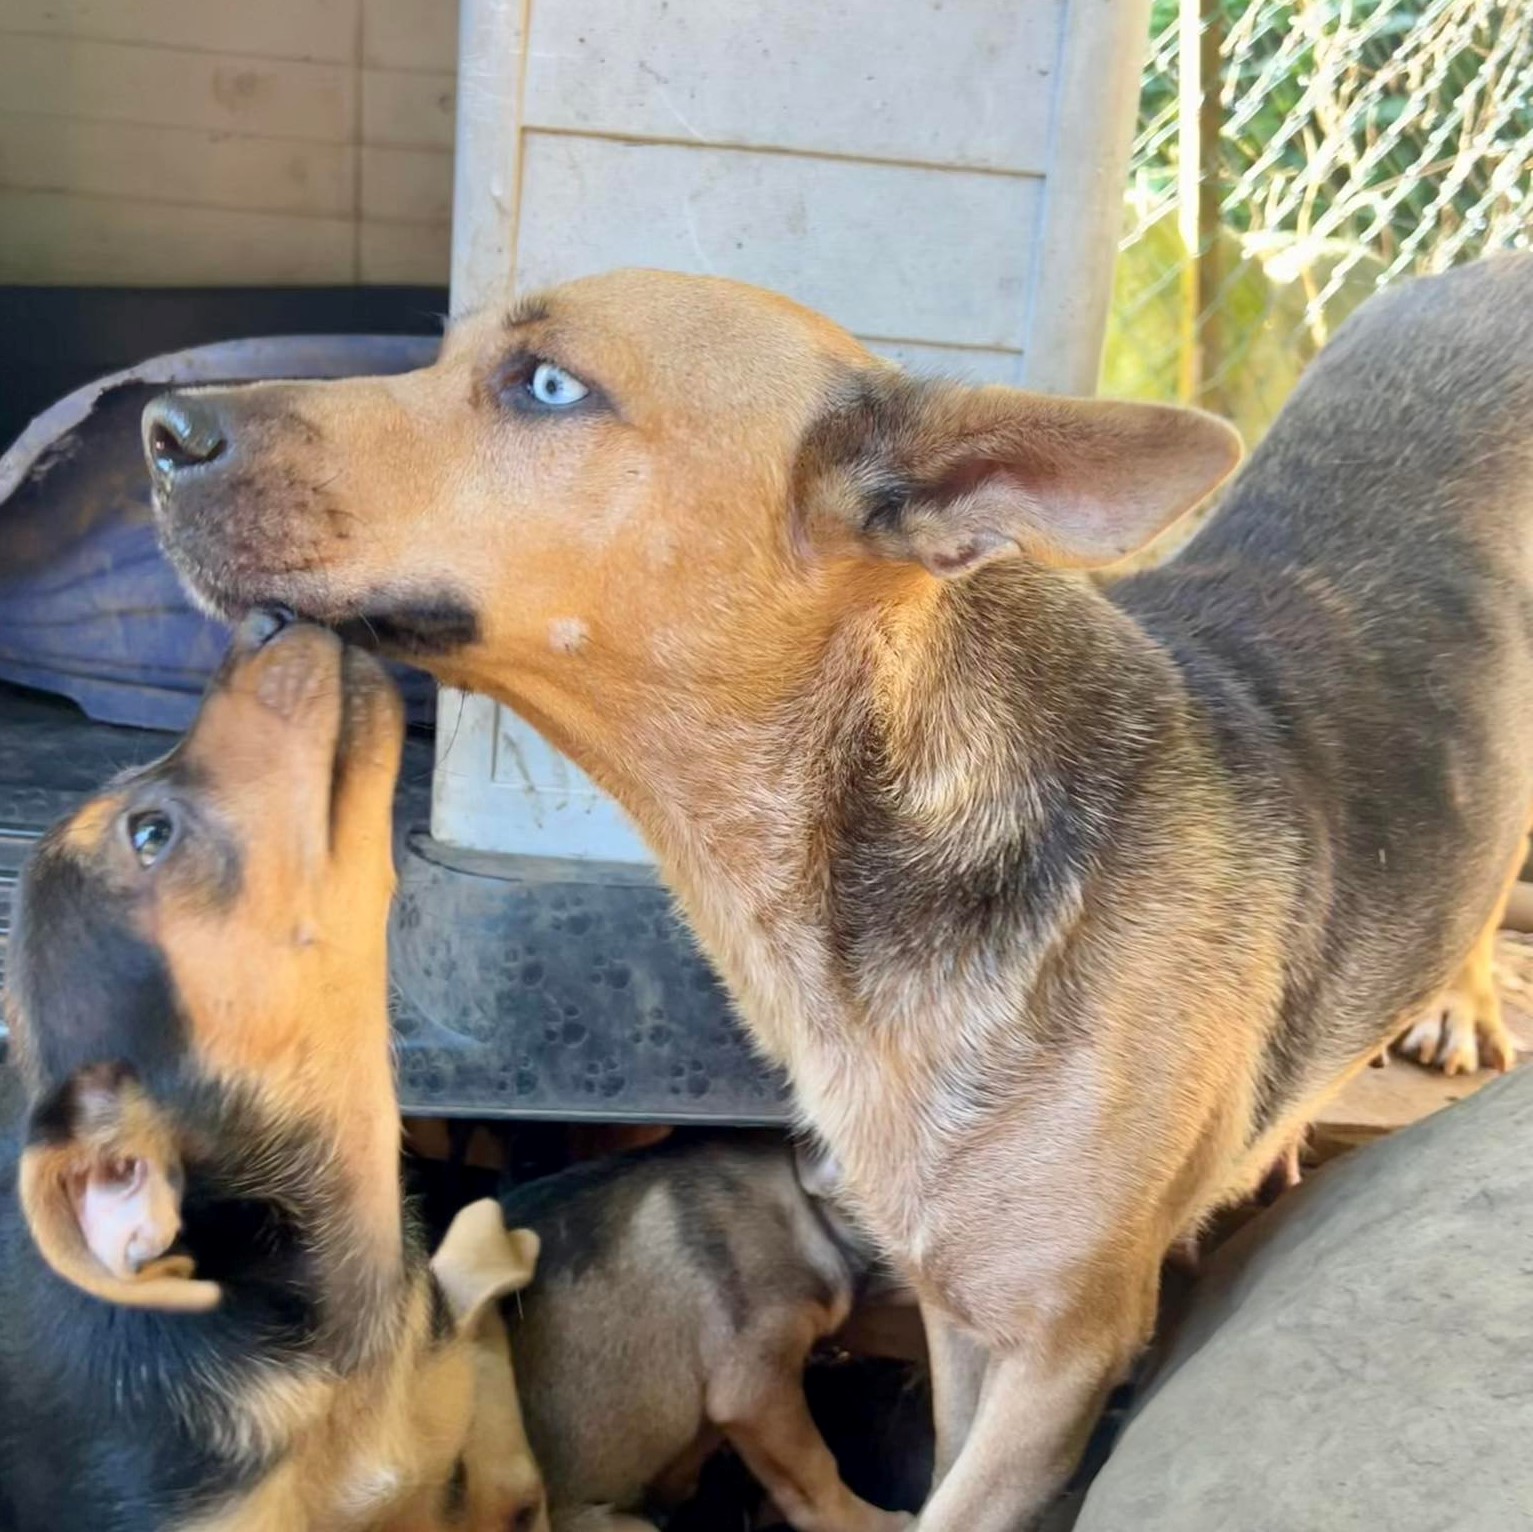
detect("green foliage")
[1103,0,1532,440]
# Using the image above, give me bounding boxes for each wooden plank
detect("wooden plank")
[0,111,354,217]
[0,35,355,141]
[363,0,460,73]
[0,0,360,64]
[359,217,450,282]
[522,0,1061,174]
[362,66,456,148]
[0,188,355,284]
[360,144,453,222]
[515,133,1044,351]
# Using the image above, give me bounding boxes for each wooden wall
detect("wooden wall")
[0,0,458,284]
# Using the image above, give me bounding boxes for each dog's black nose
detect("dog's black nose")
[143,394,228,478]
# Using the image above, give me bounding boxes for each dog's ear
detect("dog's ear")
[19,1063,220,1312]
[796,372,1242,577]
[431,1198,540,1337]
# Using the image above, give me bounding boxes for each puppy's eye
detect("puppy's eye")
[126,810,175,868]
[526,361,589,409]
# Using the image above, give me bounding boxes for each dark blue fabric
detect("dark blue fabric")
[0,372,436,733]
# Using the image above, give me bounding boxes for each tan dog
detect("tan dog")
[0,616,546,1532]
[493,1135,908,1532]
[146,258,1533,1528]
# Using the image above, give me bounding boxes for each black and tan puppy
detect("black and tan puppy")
[145,256,1533,1529]
[491,1136,908,1532]
[0,617,547,1532]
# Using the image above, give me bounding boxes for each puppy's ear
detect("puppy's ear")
[796,372,1242,577]
[431,1198,540,1338]
[19,1063,220,1313]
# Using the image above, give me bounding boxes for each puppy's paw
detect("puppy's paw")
[1395,983,1518,1077]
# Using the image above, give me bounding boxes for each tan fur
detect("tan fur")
[1394,833,1527,1075]
[496,1142,902,1531]
[11,628,546,1532]
[148,267,1528,1530]
[194,1260,544,1532]
[147,274,1245,1528]
[20,1074,215,1311]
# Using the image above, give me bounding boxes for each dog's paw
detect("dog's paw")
[1395,983,1518,1077]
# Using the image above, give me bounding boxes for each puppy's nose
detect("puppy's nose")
[142,394,228,478]
[236,605,296,651]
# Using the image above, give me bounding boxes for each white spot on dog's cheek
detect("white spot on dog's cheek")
[548,618,588,655]
[643,521,679,567]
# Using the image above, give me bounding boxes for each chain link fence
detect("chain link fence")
[1103,0,1533,474]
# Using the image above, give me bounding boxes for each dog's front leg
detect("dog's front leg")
[914,1345,1114,1532]
[915,1271,1155,1532]
[922,1303,988,1490]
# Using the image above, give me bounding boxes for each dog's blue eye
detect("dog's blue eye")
[127,810,175,868]
[526,361,589,408]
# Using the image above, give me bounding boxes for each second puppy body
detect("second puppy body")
[496,1136,909,1532]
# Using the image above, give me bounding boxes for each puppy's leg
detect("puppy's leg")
[922,1304,987,1490]
[707,1336,911,1532]
[1396,847,1523,1076]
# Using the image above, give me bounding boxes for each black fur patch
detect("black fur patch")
[441,1455,468,1521]
[819,569,1158,1056]
[671,1182,751,1333]
[498,1148,656,1286]
[426,1269,456,1345]
[0,1074,327,1531]
[337,597,480,658]
[0,1067,427,1530]
[9,844,188,1098]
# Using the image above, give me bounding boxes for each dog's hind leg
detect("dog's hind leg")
[707,1331,911,1532]
[922,1305,988,1491]
[1395,838,1525,1076]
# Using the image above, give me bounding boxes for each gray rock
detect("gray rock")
[1077,1067,1533,1532]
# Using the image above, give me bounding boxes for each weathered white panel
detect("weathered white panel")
[433,0,1153,857]
[523,0,1066,172]
[515,131,1043,350]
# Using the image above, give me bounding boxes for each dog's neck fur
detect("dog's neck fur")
[118,1068,417,1381]
[489,560,1202,1228]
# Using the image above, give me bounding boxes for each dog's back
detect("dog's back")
[1115,254,1533,1110]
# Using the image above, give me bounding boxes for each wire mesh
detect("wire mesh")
[1104,0,1533,455]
